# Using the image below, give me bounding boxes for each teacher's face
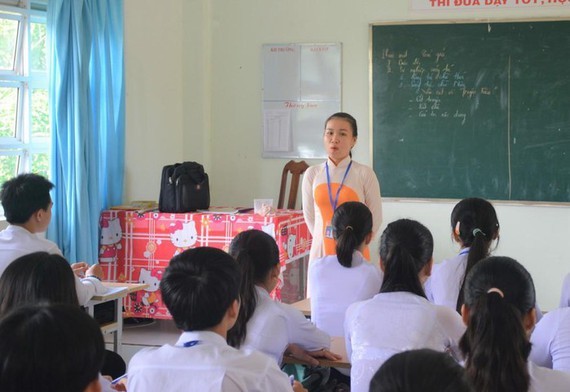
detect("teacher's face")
[323,118,356,164]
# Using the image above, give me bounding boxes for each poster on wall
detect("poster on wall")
[262,43,342,158]
[411,0,568,11]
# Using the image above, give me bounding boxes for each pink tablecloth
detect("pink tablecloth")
[99,209,311,319]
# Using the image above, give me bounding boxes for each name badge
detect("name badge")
[325,225,334,239]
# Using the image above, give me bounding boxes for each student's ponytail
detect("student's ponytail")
[379,219,433,298]
[459,256,535,392]
[226,248,257,348]
[227,230,280,348]
[452,198,499,313]
[333,202,372,268]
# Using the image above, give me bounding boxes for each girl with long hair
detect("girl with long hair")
[460,256,570,391]
[345,219,465,392]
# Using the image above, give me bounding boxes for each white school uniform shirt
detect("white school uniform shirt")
[127,330,293,392]
[425,248,544,321]
[559,273,570,308]
[309,251,383,337]
[528,361,570,392]
[345,291,466,392]
[424,248,469,310]
[243,285,330,364]
[530,307,570,373]
[0,225,106,305]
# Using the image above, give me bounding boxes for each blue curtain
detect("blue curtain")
[47,0,125,263]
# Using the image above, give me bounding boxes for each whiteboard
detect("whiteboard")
[262,43,342,158]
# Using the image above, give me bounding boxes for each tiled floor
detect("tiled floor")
[107,319,180,365]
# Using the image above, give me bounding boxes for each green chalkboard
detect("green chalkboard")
[372,21,570,202]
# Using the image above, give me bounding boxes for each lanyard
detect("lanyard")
[183,340,200,347]
[459,248,470,256]
[325,160,352,211]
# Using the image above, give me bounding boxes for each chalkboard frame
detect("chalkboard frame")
[370,20,570,204]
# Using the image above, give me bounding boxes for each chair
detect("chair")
[278,160,309,210]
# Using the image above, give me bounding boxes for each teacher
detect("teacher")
[302,112,382,264]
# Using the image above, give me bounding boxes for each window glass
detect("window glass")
[31,87,49,138]
[0,154,20,185]
[0,17,18,71]
[30,22,46,72]
[0,86,18,138]
[31,151,48,177]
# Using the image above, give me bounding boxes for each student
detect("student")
[344,219,465,392]
[530,307,570,373]
[302,112,382,266]
[459,256,570,391]
[308,201,382,337]
[128,247,305,392]
[559,272,570,308]
[0,252,126,387]
[0,304,105,392]
[425,197,499,313]
[0,173,105,305]
[227,229,336,365]
[369,349,474,392]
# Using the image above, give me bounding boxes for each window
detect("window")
[0,0,49,189]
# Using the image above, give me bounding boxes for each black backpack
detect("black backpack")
[159,162,210,212]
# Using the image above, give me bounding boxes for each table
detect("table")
[98,209,312,319]
[85,282,148,355]
[282,336,350,369]
[292,297,311,317]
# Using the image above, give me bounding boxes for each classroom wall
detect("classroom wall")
[123,0,570,309]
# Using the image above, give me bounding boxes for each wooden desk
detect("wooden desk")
[292,297,311,317]
[86,282,148,355]
[282,336,350,369]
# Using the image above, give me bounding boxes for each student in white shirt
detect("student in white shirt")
[530,307,570,373]
[345,219,465,392]
[308,201,382,337]
[370,349,474,392]
[559,273,570,308]
[227,229,336,366]
[0,173,105,305]
[425,197,499,313]
[459,256,570,392]
[0,303,106,392]
[128,247,305,392]
[0,252,126,388]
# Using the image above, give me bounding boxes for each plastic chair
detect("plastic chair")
[278,160,309,210]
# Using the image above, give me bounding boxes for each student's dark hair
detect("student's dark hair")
[0,304,104,392]
[333,201,373,268]
[379,219,433,298]
[0,252,79,317]
[452,198,499,313]
[324,112,358,137]
[160,247,240,331]
[227,229,279,348]
[370,349,474,392]
[0,173,54,224]
[459,256,535,392]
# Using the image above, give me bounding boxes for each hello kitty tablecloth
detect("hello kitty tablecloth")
[98,209,311,319]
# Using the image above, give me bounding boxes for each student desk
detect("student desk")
[282,336,350,369]
[98,209,312,319]
[85,282,148,355]
[292,297,311,317]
